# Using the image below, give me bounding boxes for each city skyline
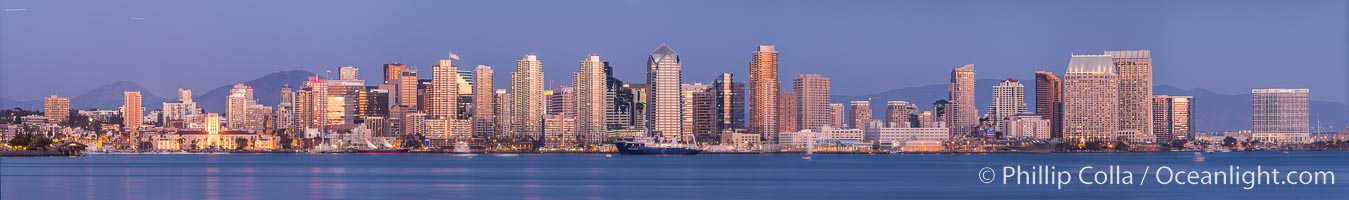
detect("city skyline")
[2,0,1346,103]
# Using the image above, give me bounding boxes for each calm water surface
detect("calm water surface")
[2,152,1346,199]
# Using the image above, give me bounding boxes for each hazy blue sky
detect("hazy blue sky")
[2,0,1346,103]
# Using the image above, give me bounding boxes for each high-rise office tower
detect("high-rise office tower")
[829,103,846,128]
[575,55,608,145]
[276,85,296,130]
[682,83,710,142]
[1063,55,1119,142]
[647,44,683,141]
[1034,71,1063,138]
[124,91,143,132]
[547,86,575,117]
[1106,50,1153,143]
[383,63,406,84]
[793,74,831,131]
[776,92,799,133]
[325,75,365,125]
[604,62,636,129]
[398,69,419,109]
[885,101,916,128]
[473,65,496,138]
[429,59,459,119]
[511,54,546,139]
[226,84,253,130]
[692,86,719,144]
[850,101,872,129]
[947,64,977,137]
[494,89,512,136]
[359,87,390,118]
[1152,95,1194,143]
[1251,88,1310,144]
[748,45,780,142]
[44,95,70,125]
[711,73,745,131]
[338,66,359,80]
[990,78,1026,132]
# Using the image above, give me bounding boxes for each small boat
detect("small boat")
[1193,152,1205,163]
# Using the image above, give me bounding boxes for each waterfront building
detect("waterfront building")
[575,55,608,146]
[794,74,831,131]
[43,95,70,125]
[1005,113,1050,139]
[1034,71,1063,139]
[1106,50,1154,143]
[543,114,577,149]
[778,127,865,149]
[885,101,916,128]
[473,65,496,138]
[990,78,1026,132]
[647,44,683,141]
[777,91,799,133]
[947,64,977,137]
[1251,88,1310,144]
[1152,95,1195,143]
[864,126,950,148]
[748,45,780,143]
[511,54,546,140]
[124,91,143,132]
[1063,55,1119,142]
[404,112,428,138]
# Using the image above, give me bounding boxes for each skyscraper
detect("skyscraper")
[226,84,253,130]
[1106,50,1153,143]
[990,78,1026,132]
[546,86,575,117]
[1152,95,1194,143]
[398,69,419,109]
[682,83,710,142]
[748,45,780,142]
[1063,55,1119,142]
[472,65,496,138]
[794,74,831,131]
[511,54,546,139]
[123,91,143,132]
[850,101,872,129]
[383,63,406,84]
[1251,88,1309,144]
[429,59,459,119]
[885,101,916,128]
[1034,71,1063,139]
[947,64,977,137]
[711,73,745,131]
[829,103,845,128]
[776,92,799,133]
[647,44,683,141]
[43,95,70,125]
[575,55,608,146]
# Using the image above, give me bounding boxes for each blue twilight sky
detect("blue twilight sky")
[1,0,1347,103]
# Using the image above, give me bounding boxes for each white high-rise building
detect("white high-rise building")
[226,84,254,130]
[511,54,546,139]
[1063,55,1120,142]
[990,78,1026,132]
[472,65,496,138]
[574,55,608,145]
[794,74,831,131]
[647,44,684,141]
[947,64,977,137]
[1252,88,1310,144]
[429,59,459,120]
[1106,50,1154,143]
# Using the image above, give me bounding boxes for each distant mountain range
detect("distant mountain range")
[831,79,1347,132]
[3,75,1343,132]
